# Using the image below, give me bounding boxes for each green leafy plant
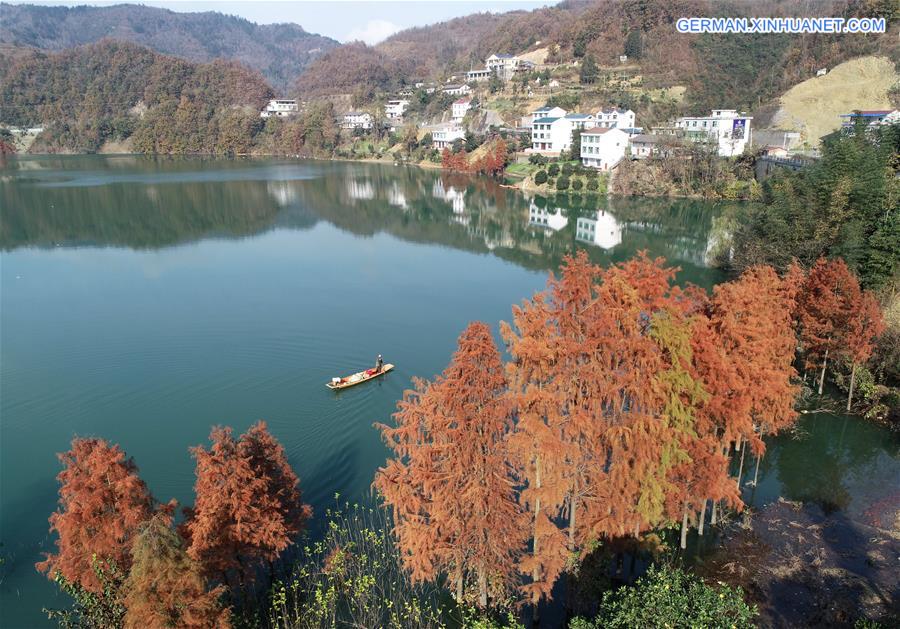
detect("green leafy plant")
[570,565,757,629]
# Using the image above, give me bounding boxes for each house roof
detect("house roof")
[631,134,664,143]
[565,113,594,119]
[344,111,368,117]
[581,127,618,135]
[533,117,561,124]
[491,53,515,59]
[598,107,628,115]
[454,98,471,105]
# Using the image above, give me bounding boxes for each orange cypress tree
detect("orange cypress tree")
[37,438,156,592]
[375,322,526,608]
[238,421,312,564]
[797,258,856,394]
[844,290,884,410]
[123,512,230,628]
[186,422,310,583]
[797,257,885,407]
[501,287,570,610]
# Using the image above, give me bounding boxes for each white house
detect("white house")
[528,202,568,232]
[530,106,567,124]
[675,109,752,157]
[530,116,572,154]
[466,69,492,82]
[433,125,465,150]
[442,84,472,96]
[595,108,636,131]
[260,99,299,118]
[385,99,410,119]
[452,98,472,122]
[579,127,629,170]
[565,113,595,130]
[342,111,373,130]
[630,134,663,160]
[576,210,622,250]
[486,54,520,80]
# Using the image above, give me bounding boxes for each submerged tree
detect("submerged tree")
[186,422,310,584]
[375,322,527,608]
[123,513,230,628]
[37,438,156,592]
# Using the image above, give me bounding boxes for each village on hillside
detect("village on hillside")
[247,48,898,198]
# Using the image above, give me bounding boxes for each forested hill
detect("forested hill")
[297,0,898,111]
[0,3,339,92]
[0,40,272,153]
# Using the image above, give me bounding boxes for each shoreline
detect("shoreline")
[5,150,742,201]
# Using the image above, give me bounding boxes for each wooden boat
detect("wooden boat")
[326,364,394,390]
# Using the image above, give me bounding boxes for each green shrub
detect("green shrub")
[562,163,574,176]
[534,170,548,185]
[586,179,599,192]
[556,175,570,191]
[548,163,560,177]
[570,565,757,629]
[572,179,583,191]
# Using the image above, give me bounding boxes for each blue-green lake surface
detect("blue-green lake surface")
[1,156,897,627]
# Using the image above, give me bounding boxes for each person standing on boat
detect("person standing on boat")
[375,354,383,373]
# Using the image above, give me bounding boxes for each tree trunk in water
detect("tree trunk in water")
[753,452,762,487]
[568,492,577,550]
[736,443,746,489]
[531,459,542,625]
[818,348,829,395]
[847,362,857,411]
[680,504,689,550]
[735,433,742,452]
[478,569,487,608]
[711,500,718,525]
[455,571,463,603]
[698,500,707,536]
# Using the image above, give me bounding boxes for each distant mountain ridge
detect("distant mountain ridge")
[0,2,340,91]
[297,0,898,112]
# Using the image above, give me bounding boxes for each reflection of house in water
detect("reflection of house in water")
[388,182,407,209]
[575,210,622,250]
[267,180,299,207]
[432,179,466,215]
[346,179,375,200]
[528,201,568,232]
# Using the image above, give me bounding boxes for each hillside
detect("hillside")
[0,3,339,92]
[0,40,272,153]
[770,56,899,144]
[297,0,898,112]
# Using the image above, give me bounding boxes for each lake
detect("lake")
[1,156,897,627]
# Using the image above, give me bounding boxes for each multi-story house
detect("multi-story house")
[433,125,466,150]
[452,98,472,122]
[341,111,373,130]
[530,116,572,153]
[579,127,629,170]
[530,106,567,125]
[486,54,520,81]
[594,107,636,131]
[260,99,299,118]
[675,109,752,157]
[441,84,472,96]
[385,99,410,119]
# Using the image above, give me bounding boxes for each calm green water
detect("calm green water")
[1,156,896,627]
